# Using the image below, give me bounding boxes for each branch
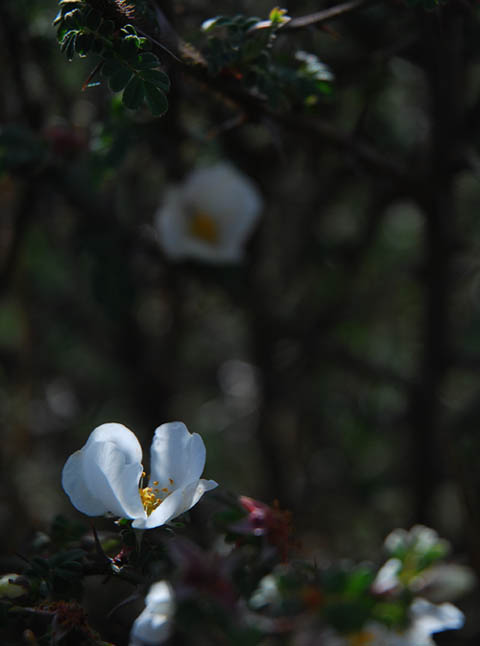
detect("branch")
[140,5,413,183]
[286,0,378,31]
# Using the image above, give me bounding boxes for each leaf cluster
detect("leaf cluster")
[202,12,333,110]
[25,549,86,597]
[54,1,170,116]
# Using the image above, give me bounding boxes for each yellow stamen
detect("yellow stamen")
[139,484,163,516]
[161,487,169,493]
[153,481,159,486]
[169,478,174,485]
[188,210,219,245]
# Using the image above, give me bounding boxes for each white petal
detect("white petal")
[149,422,207,490]
[130,581,174,646]
[176,235,241,264]
[86,423,143,464]
[155,163,262,264]
[83,440,145,519]
[133,479,218,529]
[130,608,171,646]
[410,598,465,634]
[155,188,190,260]
[145,581,175,614]
[416,563,476,602]
[184,163,262,234]
[62,450,109,516]
[372,558,402,594]
[62,423,145,519]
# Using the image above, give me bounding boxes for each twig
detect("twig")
[140,4,411,183]
[287,0,378,31]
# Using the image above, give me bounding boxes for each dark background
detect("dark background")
[1,0,480,640]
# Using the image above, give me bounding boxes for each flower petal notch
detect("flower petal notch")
[155,162,263,264]
[129,581,174,646]
[62,422,218,529]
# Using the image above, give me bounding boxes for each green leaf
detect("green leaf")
[121,24,137,36]
[48,549,85,568]
[61,31,77,61]
[122,76,145,110]
[135,52,161,69]
[101,59,123,78]
[138,69,170,92]
[75,32,94,57]
[117,37,139,60]
[108,65,134,92]
[63,9,81,30]
[202,16,228,31]
[144,82,168,116]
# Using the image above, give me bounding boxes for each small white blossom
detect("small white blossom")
[320,598,464,646]
[413,563,476,602]
[250,574,281,609]
[384,525,448,557]
[130,581,174,646]
[62,421,217,529]
[0,574,26,599]
[371,558,402,595]
[155,162,263,264]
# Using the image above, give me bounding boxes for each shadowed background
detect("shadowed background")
[1,0,480,642]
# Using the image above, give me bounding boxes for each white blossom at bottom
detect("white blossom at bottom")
[130,581,174,646]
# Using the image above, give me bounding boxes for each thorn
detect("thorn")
[81,62,102,92]
[89,521,109,564]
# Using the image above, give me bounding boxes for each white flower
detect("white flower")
[384,525,448,557]
[413,563,476,602]
[371,558,402,595]
[130,581,174,646]
[62,421,218,529]
[403,597,464,645]
[320,598,464,646]
[250,574,281,609]
[155,162,263,264]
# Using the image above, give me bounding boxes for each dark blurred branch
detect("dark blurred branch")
[0,5,43,128]
[320,346,412,390]
[0,182,36,297]
[286,0,378,30]
[409,6,465,524]
[142,5,413,183]
[188,75,410,180]
[270,112,409,181]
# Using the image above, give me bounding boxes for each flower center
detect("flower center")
[349,632,374,646]
[139,475,175,516]
[188,210,219,245]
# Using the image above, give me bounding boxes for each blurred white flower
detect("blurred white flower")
[371,558,402,595]
[155,162,263,264]
[62,421,217,529]
[130,581,174,646]
[321,598,464,646]
[0,574,27,599]
[384,525,449,557]
[250,574,281,609]
[412,563,476,602]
